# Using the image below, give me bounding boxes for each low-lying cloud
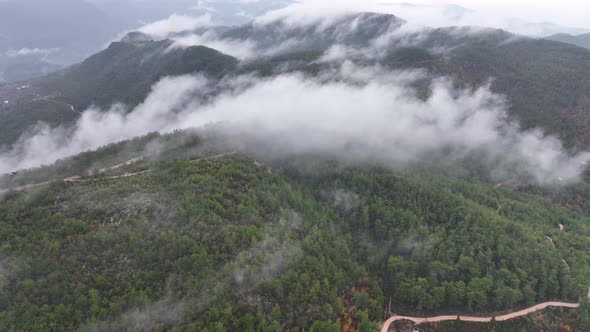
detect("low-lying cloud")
[83,213,303,331]
[254,0,590,37]
[138,10,514,63]
[138,14,213,39]
[5,48,60,58]
[0,75,207,172]
[1,61,588,185]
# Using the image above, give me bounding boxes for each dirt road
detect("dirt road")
[0,157,148,194]
[381,301,580,332]
[32,96,79,114]
[1,152,237,194]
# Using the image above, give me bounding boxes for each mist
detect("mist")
[82,213,304,332]
[138,10,517,64]
[138,14,213,39]
[253,0,590,37]
[1,60,588,186]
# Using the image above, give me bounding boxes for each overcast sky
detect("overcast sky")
[423,0,590,26]
[256,0,590,36]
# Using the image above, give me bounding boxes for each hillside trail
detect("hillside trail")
[380,203,585,332]
[1,152,587,331]
[0,152,238,194]
[33,96,80,114]
[381,301,581,332]
[545,236,556,249]
[0,157,148,194]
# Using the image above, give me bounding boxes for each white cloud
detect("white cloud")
[191,0,217,13]
[132,1,590,39]
[5,48,60,57]
[169,32,257,59]
[2,63,588,185]
[0,75,208,172]
[255,0,590,36]
[138,14,212,38]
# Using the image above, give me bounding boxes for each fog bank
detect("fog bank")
[1,62,588,185]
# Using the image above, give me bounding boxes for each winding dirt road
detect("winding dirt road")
[32,95,80,114]
[0,157,148,194]
[381,301,580,332]
[0,152,237,194]
[0,152,239,194]
[0,171,151,194]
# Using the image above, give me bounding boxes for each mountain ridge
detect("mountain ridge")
[546,32,590,50]
[3,12,586,151]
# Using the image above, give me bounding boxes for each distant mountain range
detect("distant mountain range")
[546,33,590,50]
[5,12,585,150]
[2,12,590,152]
[3,0,590,84]
[0,0,291,82]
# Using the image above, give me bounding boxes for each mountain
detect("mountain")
[546,33,590,50]
[220,12,407,53]
[0,54,61,82]
[215,14,590,149]
[436,36,590,149]
[0,33,237,148]
[0,130,589,331]
[38,33,239,109]
[2,12,590,151]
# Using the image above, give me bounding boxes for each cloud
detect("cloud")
[254,0,590,37]
[142,10,515,64]
[151,11,408,60]
[5,48,60,57]
[1,61,588,186]
[253,0,361,26]
[175,66,589,185]
[230,234,303,292]
[83,213,303,331]
[321,189,360,212]
[138,14,213,39]
[373,2,590,37]
[134,0,590,41]
[169,32,257,59]
[191,0,217,13]
[0,75,207,173]
[83,298,186,332]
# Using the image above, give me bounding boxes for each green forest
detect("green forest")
[1,131,590,331]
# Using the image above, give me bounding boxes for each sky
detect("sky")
[253,0,590,36]
[414,0,590,27]
[92,0,590,36]
[329,0,588,25]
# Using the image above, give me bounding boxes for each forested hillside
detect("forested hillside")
[38,35,239,109]
[2,8,590,332]
[1,131,590,330]
[546,33,590,50]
